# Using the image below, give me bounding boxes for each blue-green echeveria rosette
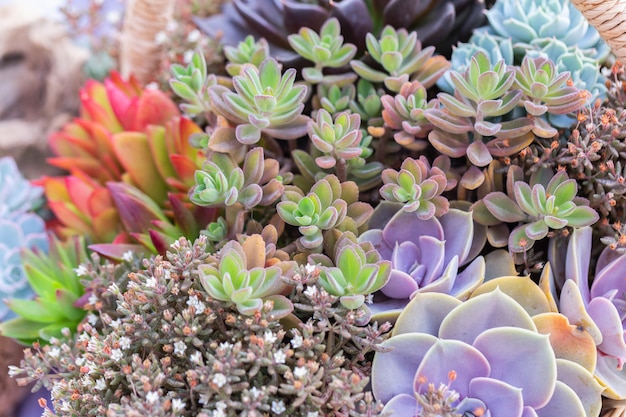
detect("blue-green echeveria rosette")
[484,0,609,61]
[358,205,485,319]
[372,289,601,417]
[0,157,48,321]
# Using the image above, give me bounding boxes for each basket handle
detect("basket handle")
[570,0,626,64]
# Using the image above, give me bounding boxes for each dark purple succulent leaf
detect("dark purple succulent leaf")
[331,0,375,50]
[411,2,455,48]
[383,0,432,30]
[282,1,330,34]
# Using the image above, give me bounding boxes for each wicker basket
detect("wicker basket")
[119,0,175,84]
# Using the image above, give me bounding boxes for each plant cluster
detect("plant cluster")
[4,0,626,416]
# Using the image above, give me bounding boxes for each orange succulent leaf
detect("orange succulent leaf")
[169,154,198,188]
[112,131,170,204]
[533,312,597,373]
[48,200,93,237]
[46,157,115,183]
[91,208,122,243]
[174,117,204,159]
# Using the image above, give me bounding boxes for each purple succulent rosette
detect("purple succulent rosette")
[358,204,485,319]
[372,290,601,417]
[547,226,626,399]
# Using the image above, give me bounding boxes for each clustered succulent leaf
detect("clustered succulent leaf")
[170,50,215,116]
[479,169,599,252]
[307,109,363,170]
[287,18,357,84]
[379,156,454,218]
[223,35,271,76]
[350,26,450,92]
[209,57,309,144]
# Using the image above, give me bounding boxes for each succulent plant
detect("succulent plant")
[208,57,310,144]
[287,17,357,84]
[198,234,293,319]
[514,55,588,137]
[349,79,385,127]
[307,109,363,171]
[546,226,626,399]
[308,232,391,309]
[350,26,450,92]
[478,169,599,253]
[0,236,89,344]
[359,205,485,319]
[313,83,356,117]
[195,0,487,65]
[190,147,283,209]
[277,175,372,251]
[169,49,217,117]
[223,35,271,77]
[381,80,437,151]
[372,289,602,417]
[0,157,48,321]
[37,170,122,244]
[485,0,609,62]
[379,156,454,218]
[437,30,514,93]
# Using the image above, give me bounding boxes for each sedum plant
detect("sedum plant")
[350,26,450,92]
[208,57,310,144]
[307,109,363,172]
[287,18,357,84]
[379,156,454,218]
[478,169,599,253]
[223,35,271,76]
[198,234,293,318]
[308,232,391,310]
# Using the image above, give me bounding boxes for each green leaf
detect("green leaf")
[565,206,599,227]
[482,192,527,223]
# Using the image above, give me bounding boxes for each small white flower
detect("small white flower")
[174,341,187,355]
[145,277,158,288]
[307,412,319,417]
[212,401,227,417]
[190,351,203,366]
[95,378,107,391]
[74,264,89,277]
[146,82,159,90]
[119,336,131,350]
[75,357,85,366]
[365,294,374,304]
[187,29,201,43]
[122,250,134,262]
[198,393,210,405]
[106,10,121,24]
[305,263,316,274]
[250,387,261,399]
[187,295,205,315]
[170,240,181,250]
[183,50,194,64]
[171,398,185,412]
[274,350,286,364]
[110,319,121,329]
[87,292,98,306]
[264,330,277,344]
[107,283,120,295]
[87,313,98,326]
[166,21,178,32]
[146,391,159,404]
[48,347,60,358]
[155,31,168,45]
[212,373,227,388]
[303,285,318,298]
[271,400,286,414]
[291,334,303,349]
[218,342,233,350]
[294,366,307,379]
[111,349,123,362]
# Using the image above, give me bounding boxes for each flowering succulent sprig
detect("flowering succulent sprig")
[350,26,450,92]
[287,18,357,84]
[379,156,454,218]
[11,236,389,416]
[209,57,310,144]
